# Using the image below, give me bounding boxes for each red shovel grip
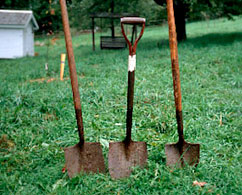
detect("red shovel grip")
[121,17,145,55]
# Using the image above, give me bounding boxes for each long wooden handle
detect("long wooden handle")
[60,0,84,144]
[166,0,184,142]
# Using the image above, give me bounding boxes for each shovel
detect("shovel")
[108,17,148,179]
[60,0,105,178]
[165,0,200,167]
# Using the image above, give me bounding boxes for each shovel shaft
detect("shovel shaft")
[166,0,184,143]
[60,0,84,144]
[126,71,135,142]
[121,17,145,143]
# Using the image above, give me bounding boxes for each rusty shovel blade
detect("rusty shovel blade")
[108,141,147,179]
[64,142,105,178]
[165,142,199,167]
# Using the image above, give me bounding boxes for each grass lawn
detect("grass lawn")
[0,17,241,194]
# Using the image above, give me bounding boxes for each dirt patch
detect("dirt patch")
[29,77,70,83]
[0,134,15,150]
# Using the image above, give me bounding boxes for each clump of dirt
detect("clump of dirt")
[43,112,58,121]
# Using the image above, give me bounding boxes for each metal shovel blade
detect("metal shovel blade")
[165,142,199,167]
[108,141,147,179]
[64,142,105,178]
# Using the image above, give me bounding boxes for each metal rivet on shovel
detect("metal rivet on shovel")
[59,0,105,178]
[165,0,200,167]
[108,17,148,179]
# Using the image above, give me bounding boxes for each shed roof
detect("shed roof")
[0,10,39,30]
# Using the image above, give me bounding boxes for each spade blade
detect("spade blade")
[165,142,199,167]
[64,142,105,178]
[108,141,147,179]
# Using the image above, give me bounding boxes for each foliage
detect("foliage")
[0,17,242,194]
[67,0,164,30]
[0,0,62,33]
[0,0,163,33]
[1,0,241,33]
[154,0,242,20]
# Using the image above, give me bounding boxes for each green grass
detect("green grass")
[0,17,242,194]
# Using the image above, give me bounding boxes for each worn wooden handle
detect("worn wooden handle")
[121,17,145,24]
[166,0,184,142]
[59,0,84,144]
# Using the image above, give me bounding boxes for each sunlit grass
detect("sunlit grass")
[0,17,241,194]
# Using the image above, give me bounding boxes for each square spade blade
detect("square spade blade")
[64,142,105,178]
[165,142,199,167]
[108,141,147,179]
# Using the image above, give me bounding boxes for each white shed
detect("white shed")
[0,10,39,59]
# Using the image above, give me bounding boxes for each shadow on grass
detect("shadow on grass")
[182,32,242,47]
[73,32,242,57]
[138,32,242,53]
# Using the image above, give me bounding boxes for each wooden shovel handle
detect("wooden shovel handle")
[60,0,84,144]
[166,0,184,142]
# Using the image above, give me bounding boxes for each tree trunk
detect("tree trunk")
[111,0,115,38]
[173,0,186,41]
[154,0,187,42]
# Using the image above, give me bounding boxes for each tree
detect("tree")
[1,0,241,35]
[154,0,242,42]
[154,0,187,41]
[0,0,62,33]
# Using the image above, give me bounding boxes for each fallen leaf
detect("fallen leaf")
[62,165,66,173]
[193,180,207,187]
[50,9,55,15]
[208,189,213,193]
[80,73,85,78]
[51,37,59,45]
[35,41,45,46]
[42,143,49,147]
[52,179,63,190]
[219,113,222,126]
[100,138,109,148]
[47,78,56,83]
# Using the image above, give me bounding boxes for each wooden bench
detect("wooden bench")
[100,36,127,49]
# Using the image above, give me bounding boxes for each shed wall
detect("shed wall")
[23,23,34,56]
[0,28,23,58]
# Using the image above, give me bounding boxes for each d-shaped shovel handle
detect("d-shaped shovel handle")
[121,17,145,55]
